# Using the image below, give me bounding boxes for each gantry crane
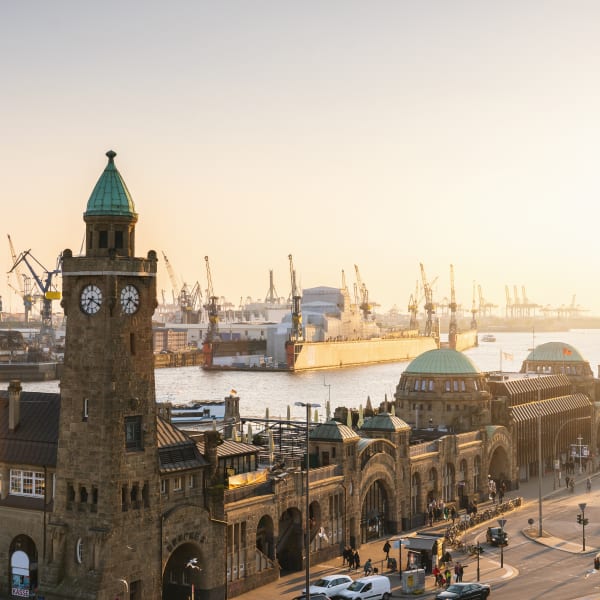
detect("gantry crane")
[9,249,62,348]
[265,270,280,304]
[203,256,220,342]
[288,254,303,342]
[354,264,372,320]
[448,264,458,349]
[407,280,420,331]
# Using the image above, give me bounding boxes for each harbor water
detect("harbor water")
[22,329,600,420]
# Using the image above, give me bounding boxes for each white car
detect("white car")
[303,574,354,597]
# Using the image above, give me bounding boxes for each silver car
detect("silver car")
[303,575,354,597]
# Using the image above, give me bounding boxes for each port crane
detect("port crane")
[448,264,458,349]
[419,263,439,342]
[354,264,372,320]
[470,281,478,331]
[203,256,220,342]
[7,234,35,322]
[288,254,303,342]
[9,249,62,348]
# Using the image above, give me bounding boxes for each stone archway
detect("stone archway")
[277,506,303,573]
[488,445,511,490]
[9,535,37,599]
[360,480,389,544]
[257,514,275,561]
[162,541,203,600]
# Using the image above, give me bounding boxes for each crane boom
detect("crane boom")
[161,251,181,304]
[288,254,303,342]
[204,256,220,342]
[354,264,372,319]
[448,264,458,348]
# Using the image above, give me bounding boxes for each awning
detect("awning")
[510,393,591,423]
[403,537,438,551]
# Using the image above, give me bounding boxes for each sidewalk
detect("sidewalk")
[237,469,599,600]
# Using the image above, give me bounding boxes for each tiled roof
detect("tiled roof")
[311,420,360,441]
[196,438,258,458]
[157,417,207,472]
[0,391,60,467]
[509,393,591,422]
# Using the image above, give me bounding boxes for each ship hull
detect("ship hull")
[454,329,478,352]
[289,336,439,371]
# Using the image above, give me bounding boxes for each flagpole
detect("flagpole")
[499,349,503,373]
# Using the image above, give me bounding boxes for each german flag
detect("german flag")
[563,348,572,356]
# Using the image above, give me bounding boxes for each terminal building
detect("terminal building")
[0,151,598,599]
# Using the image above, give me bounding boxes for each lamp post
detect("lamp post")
[498,518,506,568]
[476,541,481,581]
[295,401,320,600]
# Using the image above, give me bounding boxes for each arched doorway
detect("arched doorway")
[162,542,203,600]
[257,514,275,561]
[10,535,37,599]
[361,480,389,543]
[488,445,511,492]
[277,507,303,573]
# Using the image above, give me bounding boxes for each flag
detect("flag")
[502,352,514,361]
[563,348,572,356]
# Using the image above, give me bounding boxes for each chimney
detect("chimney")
[8,379,22,432]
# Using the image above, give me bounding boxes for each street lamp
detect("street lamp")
[295,401,320,600]
[498,518,506,568]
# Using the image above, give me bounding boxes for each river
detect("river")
[22,329,600,420]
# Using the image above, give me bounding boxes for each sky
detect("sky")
[2,1,600,318]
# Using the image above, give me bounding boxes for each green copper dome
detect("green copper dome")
[311,420,360,441]
[361,412,410,432]
[85,150,137,217]
[405,349,480,375]
[525,342,585,362]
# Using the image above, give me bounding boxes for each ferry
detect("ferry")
[481,334,497,342]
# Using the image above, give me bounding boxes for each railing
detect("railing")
[409,441,438,457]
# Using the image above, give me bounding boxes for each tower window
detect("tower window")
[125,416,143,451]
[115,230,124,248]
[99,230,108,248]
[82,398,89,421]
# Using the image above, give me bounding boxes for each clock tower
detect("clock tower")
[42,151,161,599]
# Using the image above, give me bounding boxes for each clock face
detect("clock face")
[120,284,140,314]
[80,284,103,315]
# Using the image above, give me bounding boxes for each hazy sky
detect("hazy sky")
[2,2,600,317]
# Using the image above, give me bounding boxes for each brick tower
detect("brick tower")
[41,151,161,599]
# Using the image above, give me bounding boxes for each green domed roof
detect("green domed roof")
[361,412,410,432]
[405,349,480,375]
[311,420,360,441]
[85,150,137,218]
[526,342,585,362]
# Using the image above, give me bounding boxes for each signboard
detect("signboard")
[571,444,589,458]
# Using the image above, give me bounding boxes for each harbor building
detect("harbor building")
[0,151,598,599]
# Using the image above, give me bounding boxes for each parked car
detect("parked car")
[303,575,353,597]
[293,594,331,600]
[435,582,491,599]
[486,526,508,546]
[336,575,391,600]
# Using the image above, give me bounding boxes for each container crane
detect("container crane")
[264,270,280,304]
[288,254,303,342]
[9,249,62,348]
[354,264,372,320]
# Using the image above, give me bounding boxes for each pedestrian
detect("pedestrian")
[383,540,391,560]
[353,549,360,571]
[450,506,457,524]
[432,565,442,587]
[444,567,452,588]
[364,558,373,576]
[587,477,592,493]
[454,562,460,582]
[566,476,570,489]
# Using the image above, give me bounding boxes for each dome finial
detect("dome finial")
[106,150,117,163]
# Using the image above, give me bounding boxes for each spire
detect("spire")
[85,150,137,218]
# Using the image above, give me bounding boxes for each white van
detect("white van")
[336,575,391,600]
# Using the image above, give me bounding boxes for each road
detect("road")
[464,478,600,600]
